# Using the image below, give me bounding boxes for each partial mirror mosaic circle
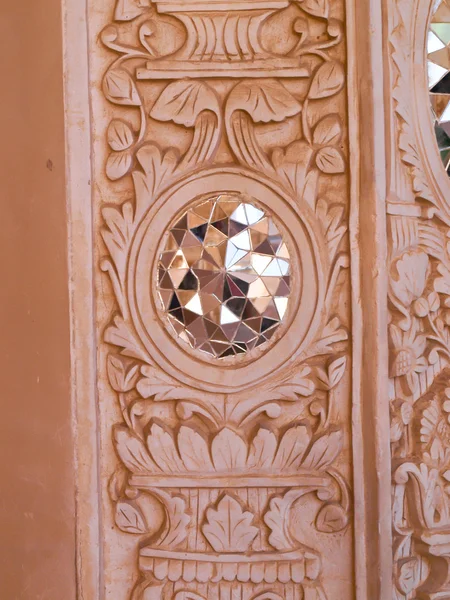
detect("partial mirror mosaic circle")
[156,194,292,359]
[428,0,450,173]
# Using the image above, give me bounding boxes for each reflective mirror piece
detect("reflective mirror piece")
[428,0,450,173]
[156,195,292,359]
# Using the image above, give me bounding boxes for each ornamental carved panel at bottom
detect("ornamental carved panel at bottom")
[89,0,353,597]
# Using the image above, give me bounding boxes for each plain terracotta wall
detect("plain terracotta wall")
[0,2,76,598]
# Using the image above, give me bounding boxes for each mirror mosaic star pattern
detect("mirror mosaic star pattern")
[156,195,291,359]
[428,0,450,173]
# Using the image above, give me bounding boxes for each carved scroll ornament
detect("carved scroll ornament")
[98,0,351,597]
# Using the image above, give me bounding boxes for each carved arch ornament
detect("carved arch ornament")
[62,0,450,597]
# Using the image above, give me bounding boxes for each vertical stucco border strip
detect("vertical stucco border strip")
[347,0,392,597]
[62,0,101,597]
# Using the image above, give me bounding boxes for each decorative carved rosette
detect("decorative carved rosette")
[99,0,350,597]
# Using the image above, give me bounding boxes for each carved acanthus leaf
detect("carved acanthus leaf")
[132,143,179,221]
[202,495,258,552]
[104,316,149,362]
[137,365,197,401]
[177,426,214,472]
[211,428,247,471]
[302,430,343,471]
[150,488,190,548]
[114,425,159,474]
[264,489,305,550]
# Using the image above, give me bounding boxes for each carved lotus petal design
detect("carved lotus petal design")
[115,423,343,476]
[156,194,291,358]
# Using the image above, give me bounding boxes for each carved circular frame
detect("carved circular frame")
[413,0,450,220]
[153,189,295,361]
[128,167,325,394]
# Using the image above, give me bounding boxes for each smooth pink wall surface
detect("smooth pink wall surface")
[0,2,76,598]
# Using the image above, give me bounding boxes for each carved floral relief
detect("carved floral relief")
[91,0,353,597]
[388,0,450,598]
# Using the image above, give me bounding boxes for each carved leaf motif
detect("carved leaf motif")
[313,115,342,146]
[274,367,315,400]
[428,291,440,312]
[315,317,348,353]
[308,61,345,100]
[151,489,190,548]
[202,495,258,552]
[264,490,303,550]
[150,81,218,127]
[133,144,178,221]
[114,425,159,474]
[327,356,347,389]
[315,147,345,174]
[106,150,133,180]
[107,355,139,392]
[178,426,214,471]
[390,251,429,307]
[105,316,149,362]
[102,201,134,280]
[103,69,141,106]
[272,141,313,195]
[397,557,421,595]
[228,80,302,123]
[107,119,134,151]
[273,425,311,470]
[315,199,347,261]
[247,428,277,469]
[147,424,185,473]
[420,399,440,444]
[115,500,147,534]
[298,0,329,19]
[301,430,343,471]
[211,428,247,470]
[315,502,348,533]
[137,365,196,401]
[434,263,450,296]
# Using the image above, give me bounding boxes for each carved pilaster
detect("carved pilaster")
[92,0,352,597]
[387,0,450,598]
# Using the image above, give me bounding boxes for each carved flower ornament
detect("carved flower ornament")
[390,251,429,308]
[389,321,427,396]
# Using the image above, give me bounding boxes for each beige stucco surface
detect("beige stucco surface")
[0,1,76,598]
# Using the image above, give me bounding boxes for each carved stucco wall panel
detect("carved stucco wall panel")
[63,0,444,597]
[386,0,450,598]
[83,0,357,598]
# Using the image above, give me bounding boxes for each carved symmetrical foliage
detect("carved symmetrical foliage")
[388,0,450,598]
[97,0,351,597]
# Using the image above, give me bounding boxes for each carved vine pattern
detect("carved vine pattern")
[100,0,350,598]
[389,0,450,598]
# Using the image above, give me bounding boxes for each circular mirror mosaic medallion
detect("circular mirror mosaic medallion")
[427,0,450,173]
[156,194,292,359]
